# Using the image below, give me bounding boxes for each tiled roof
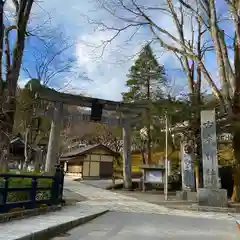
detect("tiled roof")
[60,144,119,158]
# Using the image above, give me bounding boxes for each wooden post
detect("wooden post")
[142,169,145,192]
[23,126,30,171]
[122,121,132,189]
[30,177,37,209]
[64,161,68,172]
[45,102,63,173]
[34,148,41,171]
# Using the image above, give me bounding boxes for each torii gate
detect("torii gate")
[33,86,146,189]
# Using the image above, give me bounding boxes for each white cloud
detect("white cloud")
[18,78,30,88]
[24,0,198,100]
[5,0,15,11]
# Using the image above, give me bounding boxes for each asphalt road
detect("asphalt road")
[51,211,238,240]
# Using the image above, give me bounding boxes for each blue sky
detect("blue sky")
[11,0,233,101]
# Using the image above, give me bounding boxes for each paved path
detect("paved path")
[79,179,123,189]
[64,178,236,220]
[51,211,238,240]
[0,205,108,240]
[78,178,140,189]
[48,179,239,239]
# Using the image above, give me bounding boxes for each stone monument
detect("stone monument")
[198,110,228,207]
[176,141,196,201]
[181,142,195,190]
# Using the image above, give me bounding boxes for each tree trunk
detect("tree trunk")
[189,92,203,189]
[19,160,24,170]
[147,123,152,164]
[231,125,240,201]
[23,126,30,171]
[0,94,16,171]
[140,140,146,164]
[195,118,203,189]
[34,148,41,171]
[0,138,9,171]
[0,0,35,171]
[231,14,240,201]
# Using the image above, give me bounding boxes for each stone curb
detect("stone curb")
[165,204,237,213]
[15,209,109,240]
[0,205,62,224]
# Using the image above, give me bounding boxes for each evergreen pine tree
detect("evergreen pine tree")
[122,44,167,163]
[122,44,166,103]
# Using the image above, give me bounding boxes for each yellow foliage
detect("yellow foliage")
[115,150,181,173]
[218,143,234,166]
[114,144,233,173]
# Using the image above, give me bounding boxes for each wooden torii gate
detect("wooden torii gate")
[34,86,146,189]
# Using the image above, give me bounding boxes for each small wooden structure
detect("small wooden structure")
[9,137,36,168]
[9,137,26,163]
[60,144,119,179]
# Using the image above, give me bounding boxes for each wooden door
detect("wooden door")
[99,162,113,178]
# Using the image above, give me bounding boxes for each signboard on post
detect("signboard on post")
[200,110,219,189]
[145,170,163,183]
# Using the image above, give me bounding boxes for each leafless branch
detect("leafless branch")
[22,29,81,88]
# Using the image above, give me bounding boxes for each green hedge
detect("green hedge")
[0,173,53,203]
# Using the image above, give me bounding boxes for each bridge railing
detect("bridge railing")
[0,165,64,213]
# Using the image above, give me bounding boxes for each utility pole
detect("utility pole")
[146,73,152,164]
[164,113,168,201]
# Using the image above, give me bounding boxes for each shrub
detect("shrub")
[9,207,25,212]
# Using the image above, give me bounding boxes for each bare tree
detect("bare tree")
[0,0,35,171]
[170,0,240,200]
[91,0,221,98]
[19,31,75,170]
[15,25,91,171]
[90,0,240,200]
[62,114,122,153]
[22,28,90,88]
[89,0,214,187]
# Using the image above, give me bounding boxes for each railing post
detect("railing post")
[30,177,37,209]
[51,176,57,205]
[2,177,9,205]
[51,165,61,205]
[0,177,9,213]
[59,165,65,203]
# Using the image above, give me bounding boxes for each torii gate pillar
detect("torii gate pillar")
[45,102,63,173]
[122,121,132,189]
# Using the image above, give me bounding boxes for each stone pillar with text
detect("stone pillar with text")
[176,140,196,201]
[181,142,195,191]
[198,110,227,207]
[201,110,219,188]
